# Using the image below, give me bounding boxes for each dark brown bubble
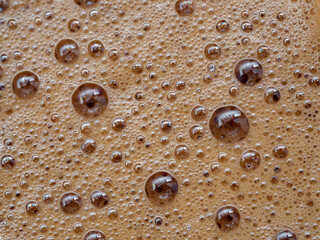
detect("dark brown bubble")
[189,125,204,140]
[54,39,79,64]
[241,21,253,32]
[74,0,98,7]
[84,230,106,240]
[204,43,221,60]
[276,230,297,240]
[191,105,207,121]
[174,144,190,160]
[235,59,263,85]
[145,171,178,205]
[90,191,109,208]
[110,151,122,163]
[272,145,288,159]
[112,117,126,131]
[155,217,163,226]
[12,70,40,98]
[257,45,270,59]
[1,155,15,169]
[215,205,240,232]
[108,49,119,60]
[175,0,194,16]
[240,150,261,170]
[134,91,144,101]
[160,120,173,132]
[60,192,82,214]
[309,76,320,87]
[68,18,81,32]
[276,12,286,21]
[26,201,40,215]
[264,86,281,104]
[88,40,104,57]
[0,0,9,12]
[132,63,143,74]
[216,20,230,33]
[81,139,97,154]
[209,105,249,143]
[71,82,108,117]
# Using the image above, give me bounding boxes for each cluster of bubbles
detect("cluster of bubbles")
[0,0,319,239]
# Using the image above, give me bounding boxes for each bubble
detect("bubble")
[68,19,81,32]
[83,230,106,240]
[110,151,122,163]
[60,192,82,214]
[175,0,194,16]
[272,145,288,159]
[108,49,119,60]
[1,155,15,169]
[155,217,163,226]
[204,43,221,60]
[191,105,207,121]
[90,191,109,208]
[134,91,144,101]
[174,144,190,159]
[74,0,98,8]
[276,12,286,21]
[0,0,9,12]
[276,230,297,240]
[145,171,178,205]
[7,19,17,30]
[309,76,320,87]
[241,21,253,32]
[26,201,40,215]
[132,63,143,74]
[189,125,204,140]
[88,40,104,57]
[215,205,240,232]
[234,59,263,85]
[209,105,249,143]
[112,117,126,131]
[43,193,54,204]
[81,139,97,154]
[71,82,108,117]
[216,20,230,33]
[240,150,261,170]
[257,45,270,59]
[160,120,173,132]
[54,39,80,64]
[229,86,240,97]
[12,70,40,98]
[263,88,281,106]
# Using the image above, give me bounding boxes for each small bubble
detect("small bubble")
[54,39,79,64]
[73,223,84,233]
[12,70,40,98]
[112,117,126,131]
[110,151,122,163]
[26,201,40,215]
[264,86,280,104]
[204,43,221,60]
[60,192,82,214]
[83,230,106,240]
[7,19,17,30]
[81,139,97,154]
[72,82,108,117]
[276,12,286,21]
[229,86,240,97]
[175,0,194,16]
[272,145,288,159]
[276,230,297,240]
[189,125,204,140]
[1,155,15,169]
[241,21,253,32]
[160,120,173,132]
[215,205,240,232]
[174,144,190,159]
[216,20,230,33]
[145,171,178,205]
[90,191,109,208]
[209,105,249,143]
[240,150,261,170]
[108,49,119,60]
[191,105,207,121]
[74,0,98,8]
[309,76,320,87]
[235,59,263,85]
[155,217,163,226]
[68,18,81,32]
[132,63,143,74]
[43,193,54,204]
[88,39,104,57]
[257,45,270,59]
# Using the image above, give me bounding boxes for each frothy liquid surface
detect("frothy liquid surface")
[0,0,320,239]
